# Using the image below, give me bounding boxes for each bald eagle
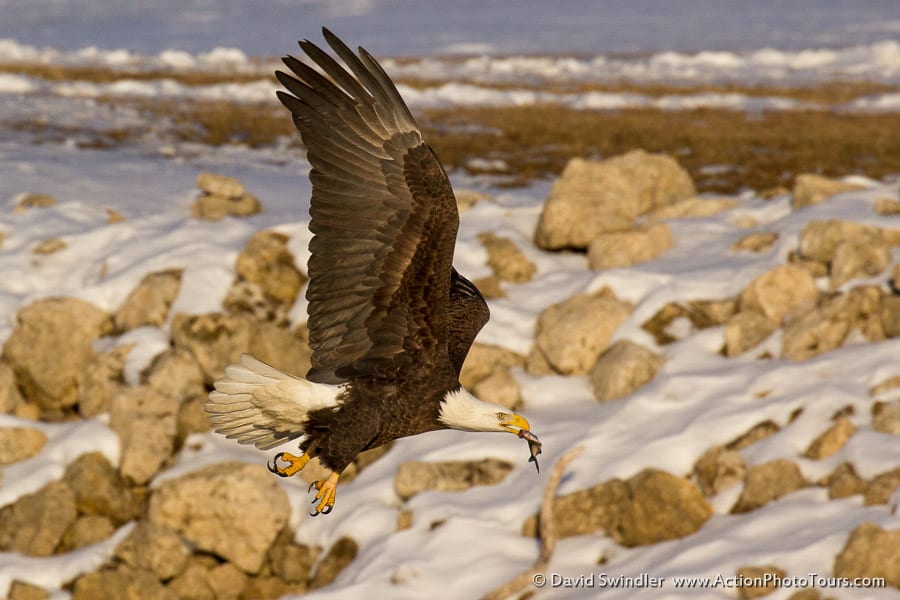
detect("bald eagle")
[206,29,541,515]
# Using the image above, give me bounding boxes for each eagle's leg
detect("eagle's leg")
[308,472,340,516]
[268,441,318,478]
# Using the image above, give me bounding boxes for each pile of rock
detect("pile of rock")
[191,172,262,220]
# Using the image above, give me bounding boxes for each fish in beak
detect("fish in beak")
[500,413,542,473]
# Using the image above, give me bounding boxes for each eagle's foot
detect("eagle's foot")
[267,451,311,478]
[308,472,340,516]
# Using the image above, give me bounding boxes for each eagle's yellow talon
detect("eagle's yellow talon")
[268,451,311,478]
[309,472,339,516]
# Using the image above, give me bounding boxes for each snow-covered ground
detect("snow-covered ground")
[2,2,900,599]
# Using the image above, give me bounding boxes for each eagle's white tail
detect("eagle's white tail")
[206,354,342,450]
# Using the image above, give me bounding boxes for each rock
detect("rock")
[782,286,884,360]
[870,375,900,396]
[394,458,514,501]
[459,343,526,390]
[62,452,138,524]
[803,417,856,459]
[727,420,780,450]
[617,469,712,547]
[110,386,179,484]
[587,222,673,270]
[472,275,505,299]
[268,529,319,585]
[32,238,67,255]
[72,566,177,600]
[830,231,889,289]
[881,296,900,338]
[196,172,246,198]
[787,250,829,278]
[724,311,777,357]
[473,369,521,410]
[692,446,746,496]
[731,232,779,253]
[59,514,116,551]
[589,340,664,401]
[116,521,190,581]
[738,265,818,325]
[208,564,250,600]
[833,523,900,588]
[642,300,736,344]
[176,396,212,446]
[522,469,710,546]
[863,467,900,505]
[646,196,736,221]
[0,426,46,465]
[171,312,311,385]
[148,462,289,573]
[192,173,261,220]
[396,510,413,531]
[735,565,786,599]
[229,230,306,312]
[0,361,24,413]
[0,481,77,556]
[2,297,111,410]
[8,581,48,600]
[791,174,863,209]
[76,344,130,417]
[455,189,489,213]
[114,269,183,331]
[826,463,866,499]
[106,208,126,223]
[143,347,206,402]
[308,537,359,590]
[874,197,900,215]
[530,290,632,375]
[873,402,900,435]
[797,220,880,264]
[732,459,806,513]
[240,576,295,599]
[167,562,216,600]
[534,151,694,250]
[478,232,536,283]
[16,193,56,210]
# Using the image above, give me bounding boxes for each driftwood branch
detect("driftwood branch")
[482,445,584,600]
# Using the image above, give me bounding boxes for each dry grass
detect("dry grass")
[0,61,271,86]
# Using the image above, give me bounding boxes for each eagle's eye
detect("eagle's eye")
[496,412,507,422]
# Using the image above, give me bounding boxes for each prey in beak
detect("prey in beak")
[500,413,543,473]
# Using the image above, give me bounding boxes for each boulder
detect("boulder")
[114,270,183,331]
[148,462,290,573]
[0,426,47,464]
[589,340,664,401]
[62,452,139,524]
[72,566,176,600]
[0,361,24,413]
[692,446,746,496]
[803,417,856,459]
[192,173,261,220]
[731,232,779,254]
[645,196,736,221]
[268,529,320,585]
[15,193,56,210]
[735,565,786,599]
[731,460,806,513]
[115,521,190,581]
[830,231,889,289]
[873,402,900,435]
[143,347,206,402]
[724,311,777,357]
[7,581,48,600]
[791,174,863,209]
[32,238,66,255]
[874,197,900,215]
[530,290,632,375]
[229,230,306,312]
[0,481,77,556]
[394,458,514,501]
[797,220,881,264]
[472,369,521,410]
[477,232,536,283]
[738,265,818,325]
[880,295,900,338]
[833,523,900,588]
[826,463,866,499]
[587,222,673,270]
[459,343,526,390]
[308,537,359,590]
[76,344,130,417]
[727,420,780,450]
[110,386,179,484]
[59,515,116,552]
[863,467,900,505]
[2,297,111,410]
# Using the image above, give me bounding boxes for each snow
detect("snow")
[1,2,900,598]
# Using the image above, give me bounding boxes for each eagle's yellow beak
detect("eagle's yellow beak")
[500,413,531,435]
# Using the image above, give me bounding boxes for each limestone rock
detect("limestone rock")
[478,232,536,283]
[646,196,736,221]
[230,230,306,312]
[32,238,66,255]
[72,566,176,600]
[455,189,489,213]
[736,565,786,599]
[472,275,505,299]
[114,269,183,331]
[472,369,521,410]
[589,340,664,401]
[148,462,290,573]
[192,172,261,220]
[530,291,632,375]
[693,446,746,496]
[791,174,863,209]
[863,467,900,505]
[797,220,880,264]
[16,193,56,210]
[803,417,856,459]
[826,463,866,499]
[59,514,116,551]
[268,529,319,584]
[0,361,24,413]
[394,458,514,501]
[830,231,889,289]
[143,347,206,402]
[308,537,359,590]
[873,402,900,435]
[76,344,130,417]
[0,426,46,464]
[875,197,900,215]
[833,523,900,588]
[870,375,900,396]
[587,222,673,270]
[110,386,179,484]
[738,265,818,325]
[534,151,694,250]
[0,481,77,556]
[522,477,629,539]
[732,232,779,253]
[724,311,777,357]
[116,521,190,581]
[62,452,139,524]
[2,297,111,410]
[732,459,806,513]
[727,420,780,450]
[642,299,736,345]
[881,296,900,338]
[8,581,48,600]
[459,343,526,390]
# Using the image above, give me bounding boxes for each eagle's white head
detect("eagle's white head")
[438,387,531,434]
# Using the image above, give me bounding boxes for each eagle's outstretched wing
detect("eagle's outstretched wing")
[277,28,460,383]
